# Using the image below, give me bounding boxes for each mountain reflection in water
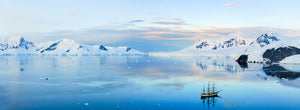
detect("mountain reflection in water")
[263,64,300,80]
[0,56,299,110]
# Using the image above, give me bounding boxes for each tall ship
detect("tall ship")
[201,82,221,98]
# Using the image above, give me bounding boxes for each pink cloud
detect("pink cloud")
[142,35,201,41]
[224,3,238,7]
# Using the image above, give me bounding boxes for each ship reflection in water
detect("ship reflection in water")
[201,95,221,109]
[201,82,221,109]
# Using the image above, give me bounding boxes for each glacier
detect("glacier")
[0,36,144,56]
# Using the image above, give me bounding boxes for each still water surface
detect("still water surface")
[0,56,299,110]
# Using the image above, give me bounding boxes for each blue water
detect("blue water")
[0,56,299,110]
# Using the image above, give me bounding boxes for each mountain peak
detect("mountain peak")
[252,33,280,47]
[99,45,108,51]
[7,36,34,50]
[59,38,76,43]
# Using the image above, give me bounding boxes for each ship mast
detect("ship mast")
[203,84,206,94]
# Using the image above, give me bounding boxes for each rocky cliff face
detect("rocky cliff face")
[263,46,300,63]
[250,33,280,47]
[195,42,209,49]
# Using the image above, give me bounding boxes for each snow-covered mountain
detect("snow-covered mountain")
[246,36,300,63]
[151,31,300,64]
[0,36,37,54]
[0,36,144,56]
[194,37,247,50]
[249,33,280,47]
[150,32,282,58]
[150,32,258,57]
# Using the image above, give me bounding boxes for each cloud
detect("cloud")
[224,13,240,16]
[140,26,300,43]
[224,3,238,7]
[153,19,188,25]
[129,20,144,23]
[142,35,200,41]
[141,31,179,35]
[16,22,300,53]
[153,21,187,25]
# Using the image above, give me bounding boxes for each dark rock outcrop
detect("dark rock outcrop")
[126,47,131,52]
[15,37,35,50]
[195,42,209,49]
[213,38,246,50]
[40,41,60,53]
[263,46,300,63]
[220,38,246,49]
[236,54,248,67]
[253,34,279,47]
[99,45,108,51]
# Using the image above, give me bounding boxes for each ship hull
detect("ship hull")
[201,91,220,97]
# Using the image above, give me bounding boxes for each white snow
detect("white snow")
[150,32,271,59]
[0,36,144,56]
[280,55,300,64]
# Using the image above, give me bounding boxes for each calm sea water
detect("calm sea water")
[0,56,299,110]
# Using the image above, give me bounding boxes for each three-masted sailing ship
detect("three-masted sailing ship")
[201,82,221,98]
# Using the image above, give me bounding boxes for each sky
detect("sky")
[1,0,300,52]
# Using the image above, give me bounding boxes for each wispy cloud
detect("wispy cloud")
[142,35,200,41]
[129,20,144,23]
[17,19,300,53]
[153,21,187,25]
[153,19,188,25]
[141,31,179,35]
[224,3,238,7]
[224,13,240,16]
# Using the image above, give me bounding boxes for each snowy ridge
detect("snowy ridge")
[191,32,249,51]
[246,36,300,63]
[150,31,300,64]
[0,37,144,56]
[150,32,284,59]
[150,32,260,57]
